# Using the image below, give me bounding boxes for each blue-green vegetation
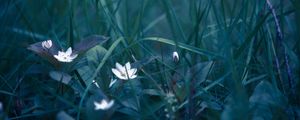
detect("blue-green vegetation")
[0,0,299,119]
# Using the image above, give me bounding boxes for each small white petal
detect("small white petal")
[94,102,102,110]
[47,40,52,44]
[109,79,117,88]
[58,51,63,55]
[54,55,60,60]
[46,40,52,47]
[112,68,125,80]
[115,62,125,72]
[66,47,72,55]
[129,68,137,76]
[42,40,52,49]
[125,62,131,70]
[130,75,137,79]
[106,100,114,109]
[70,54,78,59]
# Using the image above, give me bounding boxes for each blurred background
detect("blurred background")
[0,0,299,119]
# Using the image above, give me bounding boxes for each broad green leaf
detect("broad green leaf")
[186,61,213,85]
[77,45,107,83]
[249,81,288,119]
[141,37,221,58]
[142,89,164,96]
[73,35,109,54]
[49,71,84,95]
[49,71,72,84]
[249,81,287,107]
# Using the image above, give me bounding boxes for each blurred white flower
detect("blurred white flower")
[166,114,170,118]
[172,106,176,112]
[109,79,117,88]
[94,99,114,110]
[172,51,179,62]
[165,92,177,104]
[93,80,100,88]
[54,47,78,62]
[166,92,175,98]
[42,40,52,49]
[112,62,137,80]
[0,102,2,112]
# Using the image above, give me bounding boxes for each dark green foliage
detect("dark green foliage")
[0,0,299,119]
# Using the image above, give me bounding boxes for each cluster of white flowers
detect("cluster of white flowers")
[41,40,78,62]
[164,107,176,119]
[41,40,140,111]
[164,92,178,119]
[94,62,137,110]
[165,92,178,104]
[40,40,181,112]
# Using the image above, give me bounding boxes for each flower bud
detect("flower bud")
[93,80,100,88]
[42,40,52,49]
[172,51,179,62]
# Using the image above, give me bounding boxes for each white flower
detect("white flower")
[166,92,175,98]
[42,40,52,49]
[172,51,179,62]
[112,62,137,80]
[0,102,2,112]
[94,99,114,110]
[109,79,117,88]
[165,92,177,104]
[54,47,78,62]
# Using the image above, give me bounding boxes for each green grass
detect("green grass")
[0,0,299,119]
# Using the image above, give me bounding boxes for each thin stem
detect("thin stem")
[265,0,294,96]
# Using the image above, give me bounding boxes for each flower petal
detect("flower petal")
[66,47,72,55]
[94,100,114,110]
[115,62,124,71]
[101,100,108,105]
[47,39,52,44]
[129,68,137,76]
[112,68,125,80]
[125,62,131,70]
[46,40,52,47]
[70,54,78,60]
[94,101,103,110]
[106,100,114,109]
[58,51,64,56]
[54,55,60,60]
[109,79,117,88]
[130,74,137,79]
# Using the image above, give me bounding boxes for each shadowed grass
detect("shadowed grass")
[0,0,299,119]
